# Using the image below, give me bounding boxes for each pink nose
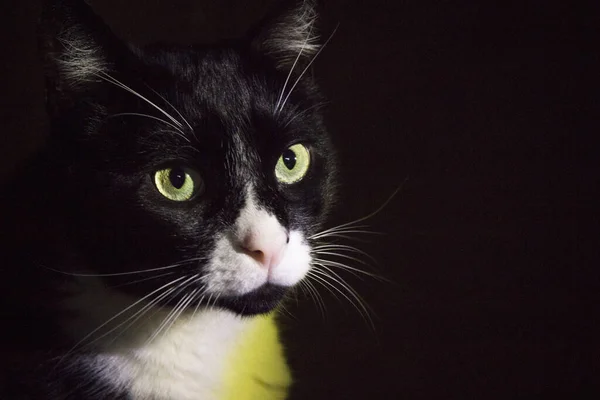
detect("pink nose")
[241,229,288,270]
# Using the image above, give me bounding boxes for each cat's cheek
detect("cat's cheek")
[268,230,312,287]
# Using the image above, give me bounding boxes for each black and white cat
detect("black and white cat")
[0,0,338,398]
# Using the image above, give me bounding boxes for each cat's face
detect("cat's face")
[39,0,335,315]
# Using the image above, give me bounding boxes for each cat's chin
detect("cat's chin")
[215,283,288,316]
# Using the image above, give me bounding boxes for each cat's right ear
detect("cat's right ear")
[249,0,321,70]
[38,0,126,114]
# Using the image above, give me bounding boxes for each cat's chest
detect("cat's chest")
[93,310,250,400]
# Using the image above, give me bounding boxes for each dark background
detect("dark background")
[0,0,585,398]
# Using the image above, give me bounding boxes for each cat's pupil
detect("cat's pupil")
[282,149,297,170]
[169,168,186,189]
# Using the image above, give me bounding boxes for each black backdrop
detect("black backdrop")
[0,0,583,398]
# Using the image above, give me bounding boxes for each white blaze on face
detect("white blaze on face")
[204,187,311,296]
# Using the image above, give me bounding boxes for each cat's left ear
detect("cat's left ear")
[38,0,129,112]
[250,0,321,70]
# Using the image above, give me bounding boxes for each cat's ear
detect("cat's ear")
[250,0,321,69]
[38,0,126,109]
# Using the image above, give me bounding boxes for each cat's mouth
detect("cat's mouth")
[214,283,288,316]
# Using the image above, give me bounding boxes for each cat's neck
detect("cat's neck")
[63,276,254,400]
[104,310,251,400]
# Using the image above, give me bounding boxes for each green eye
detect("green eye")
[154,166,201,201]
[275,143,310,184]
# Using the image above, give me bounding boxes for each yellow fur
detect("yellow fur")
[220,313,291,399]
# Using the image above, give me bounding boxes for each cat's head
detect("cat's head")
[38,0,336,315]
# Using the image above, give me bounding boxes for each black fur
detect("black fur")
[1,0,336,398]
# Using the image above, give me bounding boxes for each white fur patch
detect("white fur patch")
[57,28,106,83]
[120,309,250,400]
[63,278,254,399]
[204,187,311,296]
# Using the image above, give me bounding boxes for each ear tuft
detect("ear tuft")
[39,0,116,91]
[54,26,107,84]
[253,0,321,69]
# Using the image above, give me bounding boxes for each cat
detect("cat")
[0,0,338,398]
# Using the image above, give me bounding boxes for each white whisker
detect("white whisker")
[313,243,375,260]
[283,101,327,128]
[312,234,370,243]
[147,294,189,346]
[94,71,190,142]
[299,278,327,318]
[107,271,176,289]
[314,252,371,268]
[309,267,374,330]
[314,258,390,283]
[160,288,199,339]
[311,224,371,239]
[89,285,179,348]
[306,270,343,306]
[310,182,406,240]
[41,257,203,277]
[312,266,371,313]
[311,229,381,240]
[205,293,216,312]
[108,113,188,141]
[145,274,200,345]
[54,275,188,368]
[191,290,207,320]
[275,21,316,113]
[143,84,194,132]
[278,24,339,113]
[277,302,297,321]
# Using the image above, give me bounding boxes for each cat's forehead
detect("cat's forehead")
[138,46,309,126]
[116,47,323,175]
